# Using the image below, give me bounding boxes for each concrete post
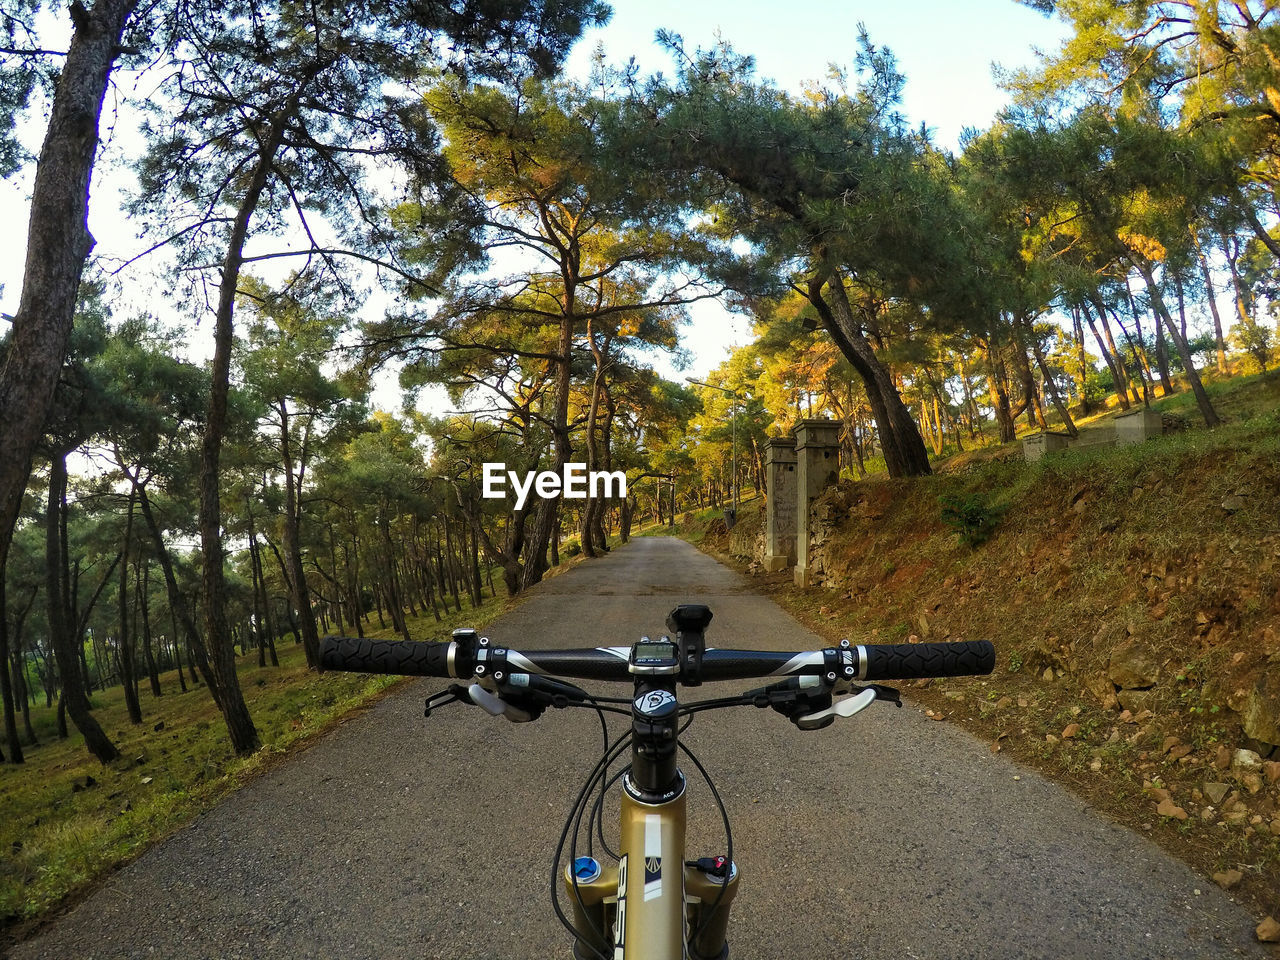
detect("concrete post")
[1115,407,1164,445]
[763,438,797,571]
[793,419,840,588]
[1022,431,1071,462]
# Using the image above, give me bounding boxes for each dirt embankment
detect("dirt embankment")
[710,410,1280,925]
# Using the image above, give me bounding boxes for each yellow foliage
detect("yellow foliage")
[1117,229,1166,262]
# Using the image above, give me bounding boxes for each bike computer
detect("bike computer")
[629,636,680,675]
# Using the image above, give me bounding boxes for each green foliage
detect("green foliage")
[1230,317,1275,373]
[0,9,40,178]
[938,492,1007,547]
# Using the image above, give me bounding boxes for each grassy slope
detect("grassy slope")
[691,370,1280,925]
[0,589,515,940]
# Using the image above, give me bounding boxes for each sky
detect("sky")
[0,1,1069,408]
[563,0,1066,150]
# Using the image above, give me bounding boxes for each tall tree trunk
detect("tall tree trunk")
[1024,317,1078,437]
[1159,274,1192,393]
[931,395,946,454]
[171,606,188,693]
[522,305,576,590]
[850,409,868,475]
[62,498,91,699]
[807,271,931,475]
[278,403,320,671]
[326,523,345,634]
[249,530,278,667]
[919,395,940,455]
[128,471,220,704]
[14,620,39,744]
[1222,232,1254,326]
[1135,260,1221,428]
[9,587,40,744]
[197,66,331,750]
[379,519,410,640]
[0,564,23,762]
[1154,311,1174,395]
[1190,229,1229,373]
[1111,306,1153,408]
[440,525,462,613]
[420,545,442,621]
[118,495,142,723]
[591,394,616,553]
[196,90,319,756]
[550,512,561,568]
[1071,308,1093,416]
[468,524,483,607]
[0,0,139,573]
[137,557,161,697]
[580,322,614,557]
[1080,299,1131,410]
[342,539,365,637]
[249,529,266,668]
[579,322,603,560]
[1008,319,1046,428]
[47,453,119,763]
[1092,296,1140,404]
[984,340,1018,444]
[1241,204,1280,261]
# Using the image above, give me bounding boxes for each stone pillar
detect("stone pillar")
[793,419,840,588]
[763,438,797,572]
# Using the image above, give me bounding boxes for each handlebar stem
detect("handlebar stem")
[628,677,683,803]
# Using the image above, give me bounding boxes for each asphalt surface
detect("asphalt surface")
[8,537,1271,960]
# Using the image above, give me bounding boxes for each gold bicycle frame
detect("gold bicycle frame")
[562,777,740,960]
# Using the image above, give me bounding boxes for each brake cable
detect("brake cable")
[551,725,633,959]
[677,737,734,951]
[589,766,628,861]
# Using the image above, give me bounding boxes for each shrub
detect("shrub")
[938,492,1007,547]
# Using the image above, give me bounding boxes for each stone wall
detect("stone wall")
[728,508,764,561]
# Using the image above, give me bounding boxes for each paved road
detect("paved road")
[9,538,1270,960]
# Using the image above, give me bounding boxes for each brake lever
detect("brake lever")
[467,682,538,722]
[869,683,903,708]
[795,687,878,730]
[424,684,472,718]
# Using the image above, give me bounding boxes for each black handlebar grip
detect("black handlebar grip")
[319,636,453,677]
[860,640,995,681]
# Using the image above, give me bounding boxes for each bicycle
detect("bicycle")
[320,603,995,959]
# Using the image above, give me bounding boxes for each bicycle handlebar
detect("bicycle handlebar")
[319,635,995,684]
[321,636,454,676]
[858,639,994,681]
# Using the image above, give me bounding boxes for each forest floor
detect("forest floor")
[673,368,1280,935]
[0,582,534,941]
